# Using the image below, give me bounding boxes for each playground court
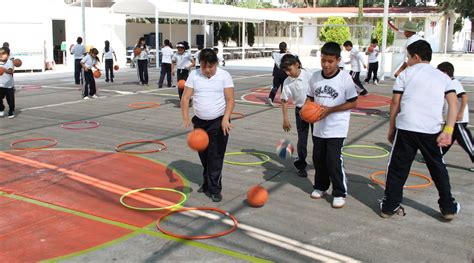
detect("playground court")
[0,64,473,262]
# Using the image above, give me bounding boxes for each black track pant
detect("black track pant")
[365,62,379,83]
[137,59,148,84]
[158,63,172,87]
[105,59,114,81]
[0,88,15,115]
[442,123,474,162]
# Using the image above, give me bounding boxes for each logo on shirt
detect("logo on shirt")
[315,85,339,99]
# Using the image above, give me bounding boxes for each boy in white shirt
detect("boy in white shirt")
[173,42,195,100]
[437,62,473,172]
[158,39,174,88]
[0,47,15,118]
[305,42,358,208]
[364,39,380,85]
[102,40,117,83]
[381,40,460,220]
[70,37,86,85]
[280,54,313,177]
[181,48,234,202]
[343,40,368,96]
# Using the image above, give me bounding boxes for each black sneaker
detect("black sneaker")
[360,89,368,96]
[441,202,460,221]
[197,185,207,193]
[210,193,222,202]
[380,205,406,218]
[297,169,308,177]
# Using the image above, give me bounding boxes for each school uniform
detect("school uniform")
[281,68,313,172]
[71,43,86,84]
[158,45,174,88]
[136,45,149,85]
[307,69,358,198]
[348,49,367,94]
[442,78,473,162]
[193,50,201,70]
[268,52,289,103]
[173,51,193,99]
[364,46,379,83]
[80,54,97,98]
[381,63,459,215]
[102,47,115,82]
[185,67,234,195]
[0,59,15,117]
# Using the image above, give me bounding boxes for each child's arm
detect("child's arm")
[388,93,402,143]
[438,92,458,147]
[221,87,235,136]
[113,51,117,61]
[457,93,468,121]
[281,100,291,132]
[357,52,367,69]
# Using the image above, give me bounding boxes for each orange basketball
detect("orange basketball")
[187,128,209,152]
[114,65,119,71]
[178,79,186,90]
[13,59,22,67]
[0,67,4,75]
[93,70,101,78]
[247,185,268,207]
[133,47,142,56]
[300,102,325,123]
[368,46,374,52]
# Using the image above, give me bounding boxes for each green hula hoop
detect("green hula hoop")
[341,145,390,159]
[120,187,187,211]
[224,152,271,166]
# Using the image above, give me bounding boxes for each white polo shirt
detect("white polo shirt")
[394,63,455,134]
[367,46,379,63]
[272,52,286,68]
[185,67,234,120]
[349,49,365,72]
[443,78,469,124]
[137,46,149,60]
[173,51,193,69]
[307,70,358,138]
[0,59,14,88]
[281,68,312,108]
[193,50,201,67]
[161,46,174,64]
[72,44,86,59]
[81,54,97,69]
[102,47,115,60]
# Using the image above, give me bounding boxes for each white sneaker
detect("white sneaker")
[374,79,379,85]
[265,97,274,107]
[91,95,98,99]
[310,189,327,199]
[83,96,90,100]
[0,111,4,117]
[469,167,474,172]
[8,114,15,119]
[332,197,346,208]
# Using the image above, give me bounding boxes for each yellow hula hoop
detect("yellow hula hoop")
[341,145,390,159]
[224,152,271,166]
[120,187,187,211]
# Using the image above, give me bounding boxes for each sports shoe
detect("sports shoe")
[469,167,474,172]
[265,97,274,107]
[360,89,368,96]
[332,197,345,208]
[310,189,327,199]
[364,80,369,85]
[374,79,378,85]
[91,95,98,99]
[83,96,90,100]
[8,112,15,119]
[0,111,4,117]
[197,185,207,193]
[380,205,406,218]
[441,202,460,221]
[210,193,222,202]
[297,169,308,177]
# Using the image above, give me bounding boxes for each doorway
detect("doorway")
[52,20,66,64]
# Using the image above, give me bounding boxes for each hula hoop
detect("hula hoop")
[128,102,161,109]
[342,145,390,159]
[115,140,167,154]
[250,88,271,93]
[370,171,433,189]
[61,120,100,130]
[120,187,187,211]
[224,152,271,166]
[230,112,245,120]
[156,207,238,240]
[10,138,58,150]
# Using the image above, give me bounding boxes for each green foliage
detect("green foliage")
[371,20,395,47]
[231,23,241,46]
[319,17,351,45]
[437,0,473,18]
[247,23,255,47]
[219,22,233,46]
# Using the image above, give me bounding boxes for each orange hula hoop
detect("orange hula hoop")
[369,170,432,189]
[156,207,238,240]
[250,87,271,93]
[115,140,167,154]
[128,102,160,109]
[10,138,58,150]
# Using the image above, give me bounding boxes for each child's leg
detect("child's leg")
[350,71,366,93]
[105,59,110,81]
[326,138,346,197]
[364,64,373,82]
[313,137,330,191]
[294,107,310,171]
[382,129,418,214]
[418,133,458,214]
[372,62,379,82]
[0,88,6,113]
[158,64,166,87]
[193,116,210,192]
[177,70,184,100]
[89,76,96,96]
[453,123,474,162]
[5,88,15,115]
[137,60,145,83]
[110,60,114,80]
[83,71,92,97]
[143,61,149,84]
[166,64,172,87]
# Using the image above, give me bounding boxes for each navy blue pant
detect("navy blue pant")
[177,69,189,100]
[312,137,346,197]
[268,66,287,102]
[0,87,15,115]
[105,59,114,81]
[158,63,172,87]
[74,59,82,84]
[442,123,474,162]
[294,106,313,170]
[137,59,148,84]
[83,70,96,97]
[365,62,379,82]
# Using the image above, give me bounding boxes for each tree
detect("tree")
[319,17,351,45]
[247,23,256,47]
[371,20,395,46]
[231,23,241,46]
[219,22,233,46]
[438,0,474,40]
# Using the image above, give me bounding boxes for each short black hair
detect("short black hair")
[0,47,10,55]
[343,40,353,47]
[407,40,432,62]
[437,61,454,78]
[371,38,378,44]
[280,54,301,71]
[279,42,287,52]
[77,37,83,44]
[199,48,218,64]
[321,42,341,58]
[164,39,171,46]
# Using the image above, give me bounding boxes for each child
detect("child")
[364,39,380,85]
[267,42,289,106]
[280,54,313,177]
[181,48,234,202]
[193,45,203,70]
[305,42,358,208]
[172,42,195,100]
[135,37,149,86]
[343,40,368,96]
[0,47,15,118]
[71,37,86,85]
[213,47,225,67]
[80,48,100,100]
[102,40,117,83]
[158,39,174,88]
[381,40,460,220]
[437,62,473,172]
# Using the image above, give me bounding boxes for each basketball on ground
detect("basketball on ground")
[247,185,268,207]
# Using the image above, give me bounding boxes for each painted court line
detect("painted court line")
[0,152,359,262]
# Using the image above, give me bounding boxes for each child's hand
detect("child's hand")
[456,113,463,121]
[318,106,330,120]
[221,119,232,136]
[363,64,367,69]
[283,120,291,132]
[387,129,395,144]
[182,118,192,129]
[84,68,89,72]
[437,132,452,147]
